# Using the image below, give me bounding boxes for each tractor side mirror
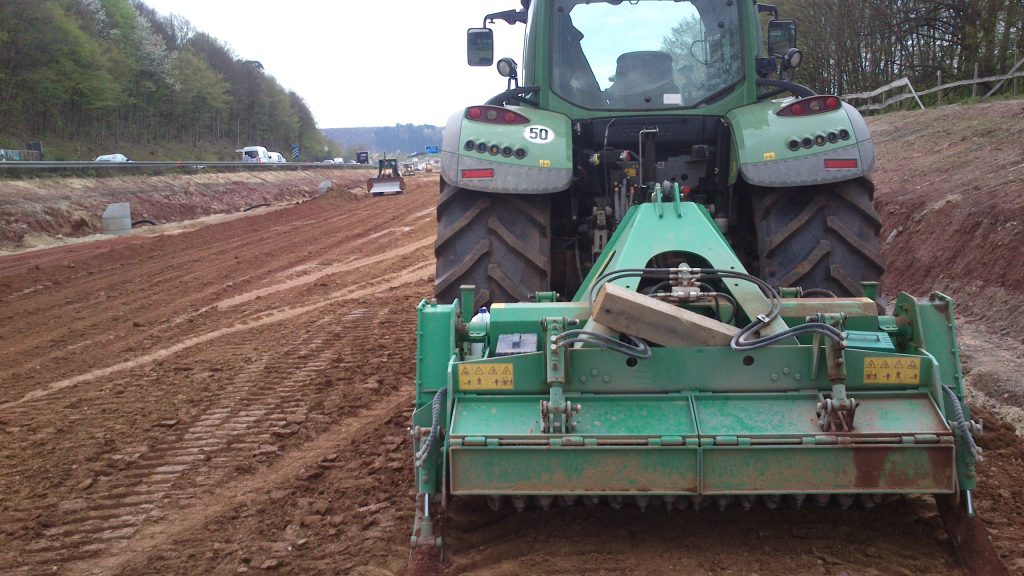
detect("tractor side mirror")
[768,19,798,57]
[467,28,494,67]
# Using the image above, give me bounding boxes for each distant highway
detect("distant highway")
[0,161,370,176]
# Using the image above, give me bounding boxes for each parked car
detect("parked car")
[268,151,286,163]
[238,146,271,163]
[94,153,130,162]
[322,159,336,164]
[332,157,345,164]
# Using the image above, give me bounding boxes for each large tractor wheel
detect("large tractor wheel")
[434,182,551,306]
[752,177,884,297]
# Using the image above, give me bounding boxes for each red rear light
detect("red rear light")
[778,96,843,117]
[824,159,858,169]
[462,168,495,179]
[465,105,529,125]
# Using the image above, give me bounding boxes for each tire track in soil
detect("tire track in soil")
[0,256,434,412]
[0,302,397,575]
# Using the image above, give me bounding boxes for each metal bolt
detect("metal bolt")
[770,373,779,381]
[794,373,802,381]
[591,369,599,377]
[782,367,790,375]
[552,362,560,370]
[602,375,611,383]
[579,376,588,383]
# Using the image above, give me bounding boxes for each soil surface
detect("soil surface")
[0,102,1022,576]
[0,168,373,252]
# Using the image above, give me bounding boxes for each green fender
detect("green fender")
[726,97,875,188]
[440,105,573,194]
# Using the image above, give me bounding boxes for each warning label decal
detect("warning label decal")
[863,357,920,385]
[458,363,514,391]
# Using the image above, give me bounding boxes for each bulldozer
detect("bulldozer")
[410,1,1004,573]
[367,157,406,196]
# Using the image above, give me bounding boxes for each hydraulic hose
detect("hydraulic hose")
[414,387,447,468]
[555,330,652,359]
[942,384,983,462]
[697,267,844,350]
[588,266,846,351]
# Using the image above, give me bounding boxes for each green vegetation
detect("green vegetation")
[0,0,341,161]
[776,0,1023,100]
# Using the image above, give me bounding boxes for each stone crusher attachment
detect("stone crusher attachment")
[367,157,406,196]
[410,191,1005,574]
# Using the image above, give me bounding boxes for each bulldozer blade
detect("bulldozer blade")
[936,493,1010,576]
[367,177,405,196]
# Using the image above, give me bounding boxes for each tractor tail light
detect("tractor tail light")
[465,106,530,125]
[824,159,859,169]
[778,96,842,117]
[462,168,495,179]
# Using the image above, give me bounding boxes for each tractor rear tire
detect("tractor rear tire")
[434,182,551,306]
[751,177,884,297]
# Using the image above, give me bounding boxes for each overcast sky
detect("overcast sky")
[142,0,527,129]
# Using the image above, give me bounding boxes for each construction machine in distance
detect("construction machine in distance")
[409,1,1005,574]
[367,157,406,196]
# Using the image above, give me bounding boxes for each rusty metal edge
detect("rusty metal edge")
[935,494,1011,576]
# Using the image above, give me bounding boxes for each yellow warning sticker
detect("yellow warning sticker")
[763,151,777,161]
[539,159,552,168]
[625,167,637,178]
[863,357,920,385]
[458,363,514,391]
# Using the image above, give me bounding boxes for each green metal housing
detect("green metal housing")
[413,196,977,544]
[413,0,974,551]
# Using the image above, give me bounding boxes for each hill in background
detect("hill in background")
[0,0,339,162]
[322,124,441,158]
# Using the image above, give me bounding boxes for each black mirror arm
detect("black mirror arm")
[483,9,527,27]
[485,85,541,107]
[755,79,816,100]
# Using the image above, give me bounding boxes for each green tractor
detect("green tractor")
[435,0,881,306]
[412,1,1004,573]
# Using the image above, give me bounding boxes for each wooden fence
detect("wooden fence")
[843,56,1024,113]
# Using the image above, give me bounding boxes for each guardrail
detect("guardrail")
[0,161,372,177]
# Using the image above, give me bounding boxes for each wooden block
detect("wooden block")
[780,297,877,318]
[593,283,739,347]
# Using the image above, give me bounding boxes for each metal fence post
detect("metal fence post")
[972,63,979,98]
[937,71,943,106]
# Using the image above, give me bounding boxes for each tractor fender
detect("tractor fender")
[440,106,573,194]
[726,98,875,188]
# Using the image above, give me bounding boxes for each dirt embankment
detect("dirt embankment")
[0,168,373,252]
[872,101,1024,341]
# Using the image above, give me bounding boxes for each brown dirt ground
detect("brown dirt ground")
[0,168,374,252]
[0,102,1022,576]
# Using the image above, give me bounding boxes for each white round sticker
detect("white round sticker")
[523,125,555,144]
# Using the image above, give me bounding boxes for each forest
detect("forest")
[777,0,1023,99]
[0,0,339,160]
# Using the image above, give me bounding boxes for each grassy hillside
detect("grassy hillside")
[0,0,340,161]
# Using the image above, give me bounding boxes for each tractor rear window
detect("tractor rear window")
[551,0,743,110]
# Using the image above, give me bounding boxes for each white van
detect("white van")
[238,146,271,163]
[268,152,286,163]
